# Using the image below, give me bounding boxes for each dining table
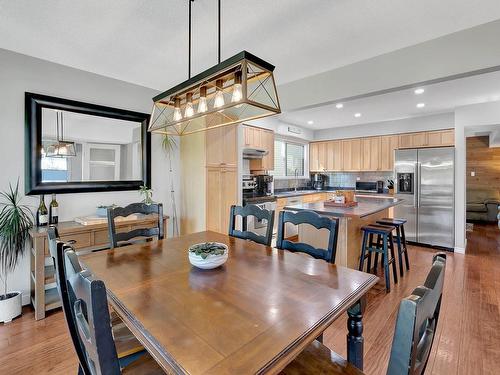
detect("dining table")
[79,231,378,374]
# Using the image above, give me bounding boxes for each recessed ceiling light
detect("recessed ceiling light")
[307,120,314,125]
[336,103,343,109]
[354,113,361,118]
[416,103,425,108]
[414,88,425,95]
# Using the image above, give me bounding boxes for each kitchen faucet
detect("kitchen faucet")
[294,169,298,192]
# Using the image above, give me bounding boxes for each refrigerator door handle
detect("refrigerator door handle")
[413,162,418,208]
[417,162,422,208]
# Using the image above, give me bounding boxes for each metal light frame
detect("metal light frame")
[148,51,280,136]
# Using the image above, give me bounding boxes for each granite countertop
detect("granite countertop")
[274,189,394,199]
[283,195,403,218]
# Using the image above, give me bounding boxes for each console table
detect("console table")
[29,215,168,320]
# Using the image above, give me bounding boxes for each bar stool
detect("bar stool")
[359,224,398,292]
[376,218,410,277]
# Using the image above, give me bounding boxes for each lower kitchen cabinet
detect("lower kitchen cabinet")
[206,167,238,233]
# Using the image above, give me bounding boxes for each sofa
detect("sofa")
[466,189,500,222]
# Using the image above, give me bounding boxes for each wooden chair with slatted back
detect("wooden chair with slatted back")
[281,253,447,375]
[228,204,275,246]
[64,249,164,374]
[107,203,163,249]
[276,210,339,263]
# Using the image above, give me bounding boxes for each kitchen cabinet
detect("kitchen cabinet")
[310,142,328,172]
[399,132,427,148]
[380,135,399,171]
[427,129,454,147]
[327,140,342,171]
[249,127,275,171]
[206,125,238,168]
[206,167,237,233]
[361,137,380,171]
[243,126,262,149]
[342,139,361,171]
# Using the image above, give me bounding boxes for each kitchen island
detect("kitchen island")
[284,195,403,269]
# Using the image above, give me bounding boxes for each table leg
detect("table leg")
[347,297,366,370]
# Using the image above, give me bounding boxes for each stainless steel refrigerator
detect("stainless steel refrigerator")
[394,148,455,249]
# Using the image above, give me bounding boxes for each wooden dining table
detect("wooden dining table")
[79,231,378,374]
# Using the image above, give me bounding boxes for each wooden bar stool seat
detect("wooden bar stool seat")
[376,217,410,277]
[359,224,398,292]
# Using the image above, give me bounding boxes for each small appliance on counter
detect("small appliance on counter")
[241,174,276,237]
[311,173,327,190]
[255,174,274,196]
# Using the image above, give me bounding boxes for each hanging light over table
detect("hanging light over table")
[148,1,280,136]
[45,111,76,157]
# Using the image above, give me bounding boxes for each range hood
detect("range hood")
[243,148,269,159]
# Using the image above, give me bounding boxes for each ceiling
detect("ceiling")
[280,69,500,129]
[1,0,500,91]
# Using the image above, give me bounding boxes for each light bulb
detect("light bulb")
[184,93,194,117]
[173,97,182,121]
[214,79,225,109]
[198,86,208,113]
[231,72,243,103]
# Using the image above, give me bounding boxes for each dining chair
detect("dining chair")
[64,248,164,374]
[107,202,163,249]
[48,228,148,374]
[276,210,339,263]
[281,252,447,375]
[228,204,275,246]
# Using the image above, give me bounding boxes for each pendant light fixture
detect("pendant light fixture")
[148,0,280,136]
[45,111,76,157]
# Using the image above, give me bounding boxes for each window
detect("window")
[272,139,306,177]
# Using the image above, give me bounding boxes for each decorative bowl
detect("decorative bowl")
[188,242,228,270]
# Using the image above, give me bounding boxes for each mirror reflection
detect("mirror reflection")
[41,108,143,182]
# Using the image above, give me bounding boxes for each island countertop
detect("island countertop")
[284,195,403,218]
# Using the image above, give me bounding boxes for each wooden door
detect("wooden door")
[350,138,361,171]
[206,127,223,167]
[220,168,237,234]
[261,130,274,170]
[327,141,342,171]
[317,142,327,171]
[206,168,222,232]
[310,142,319,171]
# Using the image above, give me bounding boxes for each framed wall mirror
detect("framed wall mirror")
[25,92,151,195]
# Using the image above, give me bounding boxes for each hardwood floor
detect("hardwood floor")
[0,223,499,374]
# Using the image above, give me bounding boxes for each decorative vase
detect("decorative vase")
[0,291,22,323]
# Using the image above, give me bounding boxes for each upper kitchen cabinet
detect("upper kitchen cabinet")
[206,125,238,168]
[361,137,381,171]
[326,140,342,171]
[380,135,399,171]
[309,142,327,171]
[342,138,361,171]
[398,129,454,149]
[247,126,275,171]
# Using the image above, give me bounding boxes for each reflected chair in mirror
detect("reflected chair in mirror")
[47,227,147,374]
[281,253,447,375]
[107,203,163,249]
[276,210,339,264]
[228,204,275,246]
[64,249,164,375]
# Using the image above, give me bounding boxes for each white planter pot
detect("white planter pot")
[0,291,22,323]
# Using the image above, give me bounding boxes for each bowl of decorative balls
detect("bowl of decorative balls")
[188,242,228,270]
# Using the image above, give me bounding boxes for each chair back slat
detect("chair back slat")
[228,204,274,246]
[276,210,339,263]
[387,253,447,375]
[47,227,90,375]
[107,202,164,249]
[65,249,121,375]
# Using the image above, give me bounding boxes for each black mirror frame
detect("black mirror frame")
[25,92,151,195]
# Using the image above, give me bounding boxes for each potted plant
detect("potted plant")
[0,181,33,323]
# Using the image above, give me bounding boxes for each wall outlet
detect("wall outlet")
[356,176,361,181]
[471,171,475,177]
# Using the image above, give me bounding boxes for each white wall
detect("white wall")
[454,100,500,252]
[279,20,500,111]
[0,48,180,304]
[313,113,454,141]
[248,117,314,141]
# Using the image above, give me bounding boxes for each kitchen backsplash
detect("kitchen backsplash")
[325,172,394,188]
[273,178,311,190]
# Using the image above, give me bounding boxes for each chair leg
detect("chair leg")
[373,234,382,274]
[401,225,410,271]
[367,233,373,273]
[389,233,398,285]
[383,235,390,293]
[395,226,404,277]
[359,232,368,272]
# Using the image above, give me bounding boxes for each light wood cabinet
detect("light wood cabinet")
[380,135,399,171]
[361,137,380,171]
[317,142,327,171]
[343,138,361,171]
[310,142,319,171]
[399,132,428,148]
[427,129,454,147]
[327,140,342,171]
[243,126,262,149]
[248,127,275,171]
[206,167,237,234]
[206,125,238,168]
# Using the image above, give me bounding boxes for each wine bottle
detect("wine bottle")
[37,195,48,227]
[49,194,59,224]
